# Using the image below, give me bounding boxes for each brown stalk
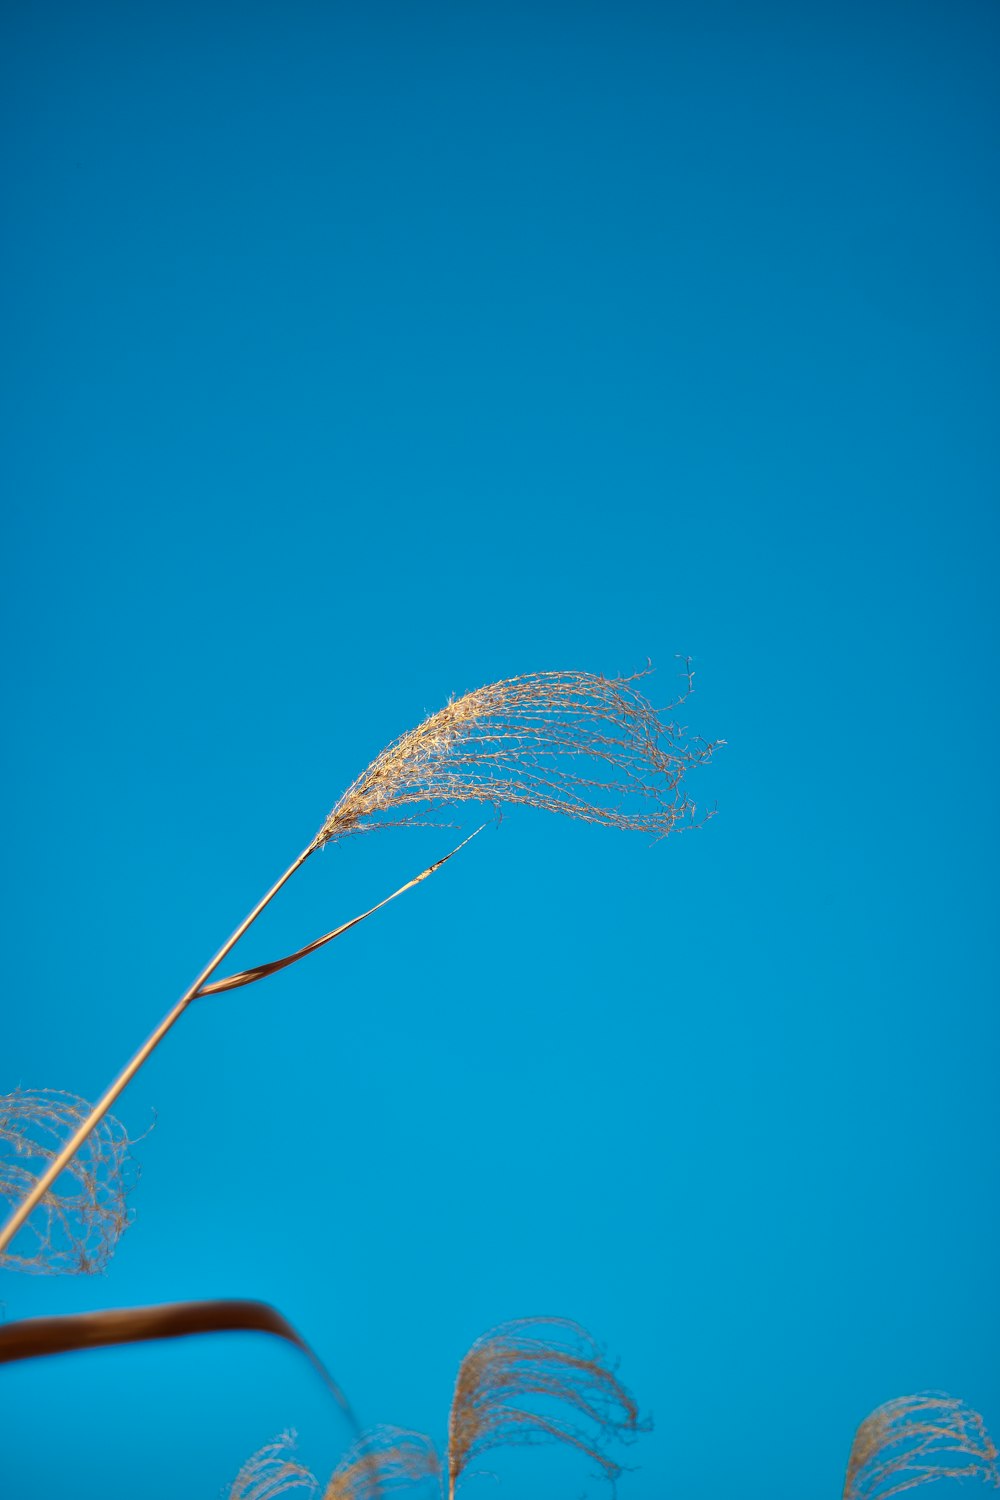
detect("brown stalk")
[0,1297,356,1426]
[198,829,483,1000]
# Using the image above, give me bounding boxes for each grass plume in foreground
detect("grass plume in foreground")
[0,1090,137,1273]
[0,665,717,1267]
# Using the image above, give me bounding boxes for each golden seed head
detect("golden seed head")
[319,665,719,846]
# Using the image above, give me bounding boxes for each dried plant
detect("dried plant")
[228,1428,441,1500]
[0,662,716,1268]
[843,1393,999,1500]
[229,1316,639,1500]
[0,837,473,1265]
[0,1088,136,1274]
[446,1317,641,1498]
[322,1428,441,1500]
[229,1432,318,1500]
[321,666,718,843]
[0,1297,354,1423]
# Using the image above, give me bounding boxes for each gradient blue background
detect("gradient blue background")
[1,3,997,1497]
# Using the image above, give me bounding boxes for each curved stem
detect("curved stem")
[0,838,319,1259]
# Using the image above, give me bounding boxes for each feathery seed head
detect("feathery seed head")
[447,1317,642,1498]
[229,1432,318,1500]
[843,1393,999,1500]
[0,1088,138,1275]
[322,1428,441,1500]
[319,667,718,845]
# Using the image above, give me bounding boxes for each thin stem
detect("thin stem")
[0,838,319,1260]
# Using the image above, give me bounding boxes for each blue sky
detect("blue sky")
[1,2,997,1497]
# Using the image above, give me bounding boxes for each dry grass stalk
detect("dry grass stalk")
[0,838,467,1264]
[200,829,483,999]
[320,666,718,844]
[229,1432,318,1500]
[446,1317,640,1499]
[322,1428,441,1500]
[0,842,316,1264]
[843,1393,999,1499]
[0,1089,135,1274]
[0,662,715,1269]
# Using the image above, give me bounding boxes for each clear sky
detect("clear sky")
[1,2,997,1497]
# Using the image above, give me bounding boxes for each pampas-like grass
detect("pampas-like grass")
[229,1432,318,1500]
[0,664,716,1267]
[228,1317,637,1500]
[446,1318,640,1499]
[321,666,718,844]
[321,1428,442,1500]
[228,1428,441,1500]
[843,1393,999,1499]
[0,1089,136,1273]
[13,1303,994,1499]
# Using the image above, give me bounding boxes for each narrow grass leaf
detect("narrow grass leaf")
[198,830,483,1000]
[0,1298,356,1427]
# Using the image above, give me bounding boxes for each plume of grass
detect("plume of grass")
[321,1428,442,1500]
[321,665,718,843]
[228,1432,318,1500]
[229,1428,441,1500]
[231,1316,641,1500]
[0,664,715,1265]
[0,1089,137,1274]
[843,1393,999,1499]
[446,1317,641,1498]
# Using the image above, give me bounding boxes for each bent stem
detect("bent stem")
[196,826,484,999]
[0,838,319,1260]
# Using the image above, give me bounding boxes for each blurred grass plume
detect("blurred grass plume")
[0,1089,137,1274]
[229,1316,640,1500]
[446,1317,641,1499]
[229,1432,318,1500]
[843,1392,999,1499]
